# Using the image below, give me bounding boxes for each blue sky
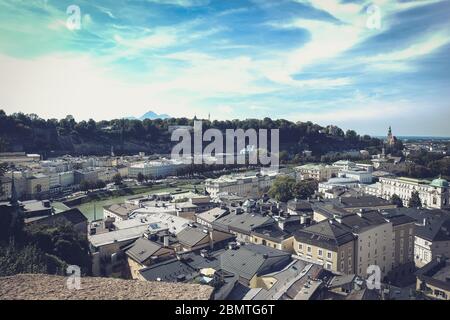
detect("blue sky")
[0,0,449,136]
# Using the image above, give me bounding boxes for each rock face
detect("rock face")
[0,274,213,300]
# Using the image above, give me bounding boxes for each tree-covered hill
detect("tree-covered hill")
[0,110,383,158]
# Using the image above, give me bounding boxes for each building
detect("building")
[26,173,50,198]
[126,237,176,279]
[176,225,235,252]
[416,256,450,300]
[381,211,417,285]
[294,164,338,182]
[103,203,140,222]
[293,220,356,273]
[318,177,359,194]
[196,207,229,228]
[205,171,280,198]
[219,244,292,288]
[338,211,394,278]
[250,224,294,252]
[0,176,12,200]
[338,168,373,184]
[128,159,185,178]
[212,210,275,243]
[376,176,450,209]
[29,208,88,235]
[312,196,396,222]
[388,208,450,268]
[74,169,99,185]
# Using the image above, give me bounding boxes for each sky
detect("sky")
[0,0,449,136]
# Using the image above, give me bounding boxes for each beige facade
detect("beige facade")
[26,175,50,196]
[294,164,338,182]
[251,234,294,253]
[293,237,355,274]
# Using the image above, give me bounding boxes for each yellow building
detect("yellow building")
[293,220,356,274]
[250,225,294,253]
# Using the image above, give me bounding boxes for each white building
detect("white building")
[318,177,359,194]
[294,164,338,182]
[128,159,186,178]
[376,177,450,209]
[338,168,373,184]
[205,171,280,198]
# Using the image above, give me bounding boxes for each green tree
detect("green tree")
[268,176,296,202]
[408,191,422,208]
[95,180,106,189]
[391,194,403,207]
[112,173,122,185]
[292,179,318,200]
[79,180,91,192]
[137,172,145,183]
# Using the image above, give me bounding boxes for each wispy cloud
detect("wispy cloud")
[0,0,449,135]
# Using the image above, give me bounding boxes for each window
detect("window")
[318,249,323,257]
[327,251,332,259]
[307,246,312,253]
[298,243,303,250]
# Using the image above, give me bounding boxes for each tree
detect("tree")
[35,184,42,194]
[137,172,145,183]
[408,191,422,208]
[268,176,296,202]
[95,180,106,189]
[112,173,122,185]
[80,180,91,192]
[391,194,403,208]
[292,179,318,200]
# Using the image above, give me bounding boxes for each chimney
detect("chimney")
[163,236,169,247]
[209,229,214,250]
[278,217,285,230]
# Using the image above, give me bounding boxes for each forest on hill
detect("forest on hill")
[0,110,384,158]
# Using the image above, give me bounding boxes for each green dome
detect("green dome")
[430,178,449,188]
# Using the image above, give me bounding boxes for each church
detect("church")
[386,126,398,146]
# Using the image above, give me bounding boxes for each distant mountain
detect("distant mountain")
[139,111,171,120]
[123,111,171,120]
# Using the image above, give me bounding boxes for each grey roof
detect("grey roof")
[383,208,450,242]
[287,199,313,212]
[416,257,450,291]
[294,220,355,250]
[103,203,139,218]
[312,202,353,219]
[176,227,209,247]
[252,224,291,243]
[334,196,392,209]
[126,237,166,263]
[30,209,87,226]
[139,259,197,282]
[339,211,389,233]
[220,244,291,281]
[213,212,275,235]
[197,207,228,224]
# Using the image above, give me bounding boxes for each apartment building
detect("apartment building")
[293,219,356,274]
